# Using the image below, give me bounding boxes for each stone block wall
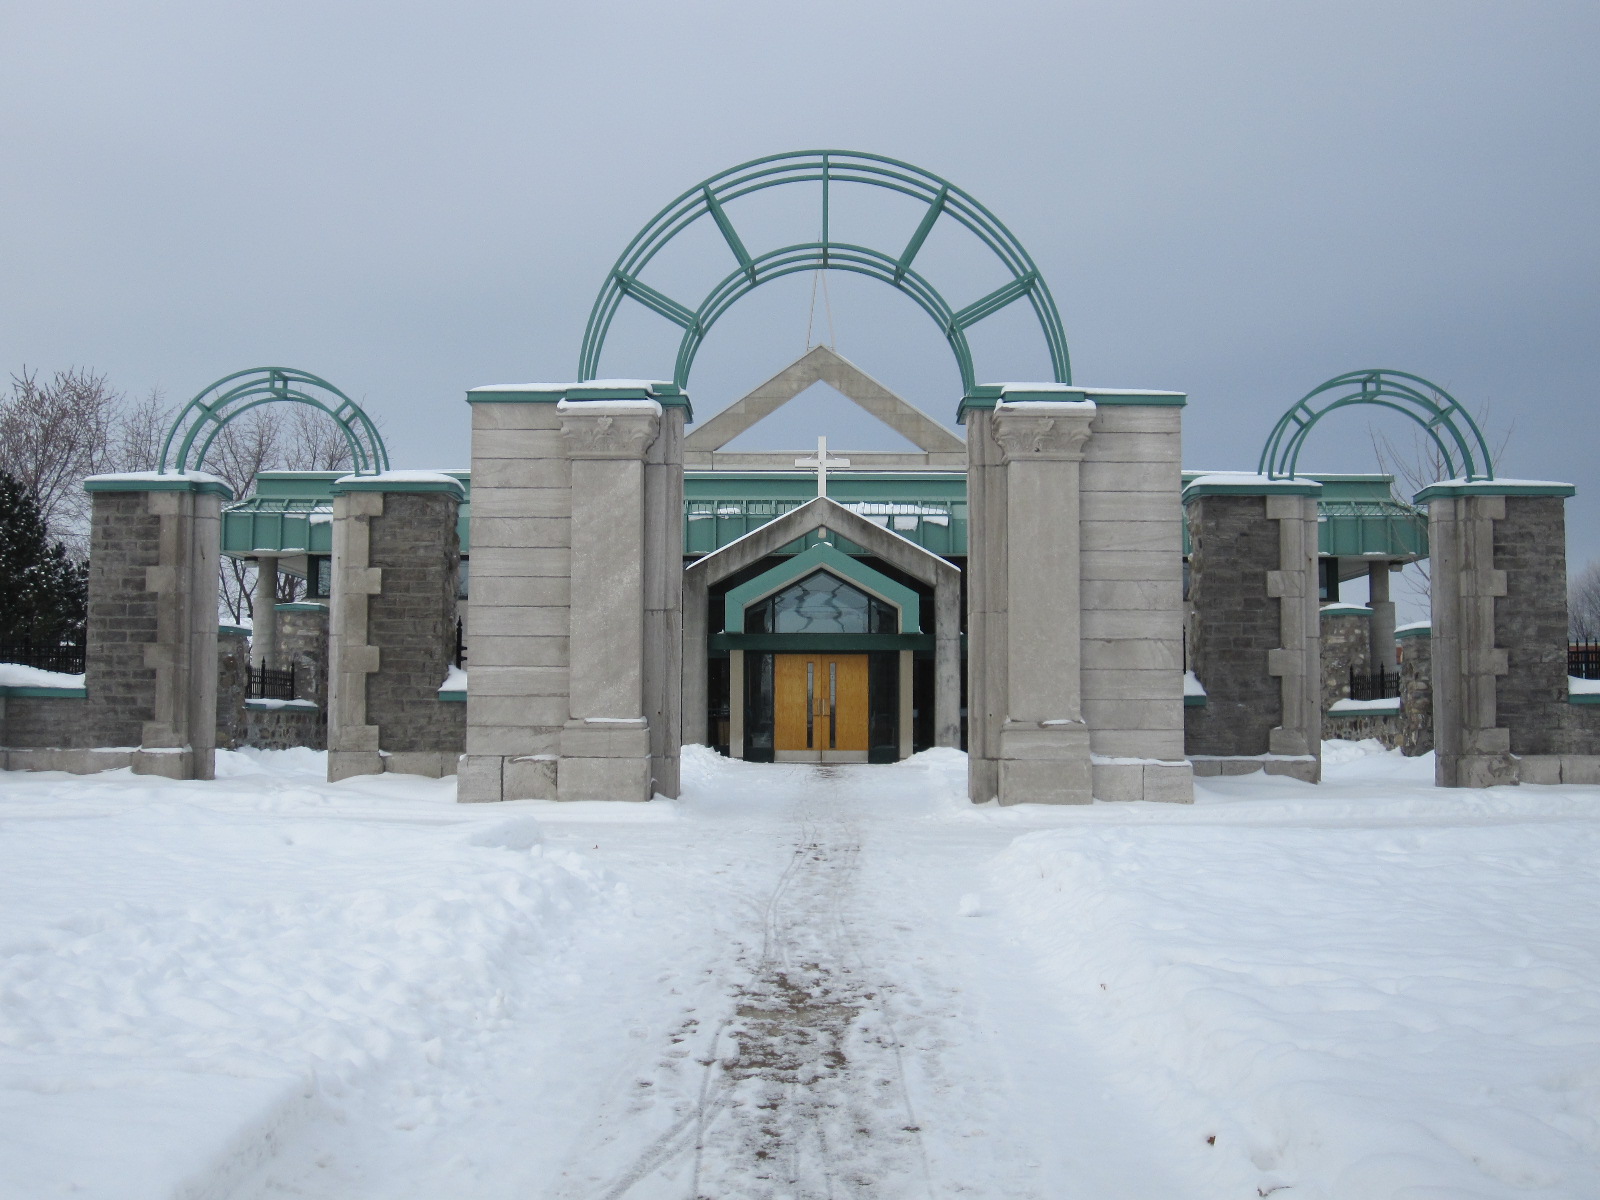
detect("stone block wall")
[0,696,90,752]
[1398,630,1434,755]
[1183,495,1284,755]
[1494,497,1576,755]
[84,489,162,747]
[328,479,465,780]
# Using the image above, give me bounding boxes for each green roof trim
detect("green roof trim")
[1395,624,1432,640]
[276,602,328,614]
[1320,604,1373,617]
[1183,476,1322,500]
[0,685,87,699]
[724,543,922,635]
[83,473,234,499]
[1184,693,1207,707]
[219,623,251,637]
[330,473,466,498]
[1569,692,1600,706]
[1327,701,1401,717]
[1413,480,1575,504]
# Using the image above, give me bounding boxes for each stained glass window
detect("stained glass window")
[744,571,898,635]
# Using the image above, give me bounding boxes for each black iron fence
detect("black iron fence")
[0,638,86,676]
[1571,642,1600,680]
[454,617,467,668]
[1349,665,1400,701]
[248,663,296,700]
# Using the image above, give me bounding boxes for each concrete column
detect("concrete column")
[81,474,231,779]
[1368,562,1398,674]
[933,576,961,749]
[991,399,1095,804]
[558,402,660,801]
[963,406,1005,804]
[898,649,914,759]
[728,648,745,759]
[681,571,709,748]
[250,555,278,669]
[642,406,686,797]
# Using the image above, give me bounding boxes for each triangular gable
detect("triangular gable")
[685,345,965,455]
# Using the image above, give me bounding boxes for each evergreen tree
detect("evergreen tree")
[0,470,87,645]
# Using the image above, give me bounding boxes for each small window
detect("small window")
[311,556,332,599]
[745,570,897,635]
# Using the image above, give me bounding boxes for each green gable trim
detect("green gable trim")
[723,543,922,635]
[0,685,87,699]
[713,632,934,654]
[1413,480,1575,504]
[83,474,234,499]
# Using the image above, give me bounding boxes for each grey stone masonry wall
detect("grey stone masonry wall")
[1,696,89,752]
[1184,495,1284,756]
[1183,486,1321,782]
[459,387,685,804]
[245,706,325,750]
[1427,485,1600,786]
[84,482,223,778]
[328,483,464,780]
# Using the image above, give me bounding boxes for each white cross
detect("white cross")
[795,435,850,499]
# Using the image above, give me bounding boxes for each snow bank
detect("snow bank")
[0,662,84,688]
[0,750,615,1200]
[990,748,1600,1198]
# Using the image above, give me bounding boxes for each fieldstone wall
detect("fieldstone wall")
[244,706,325,750]
[1320,609,1372,712]
[1398,631,1434,756]
[1184,495,1284,755]
[216,628,250,750]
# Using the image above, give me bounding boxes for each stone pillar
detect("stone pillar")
[327,473,464,781]
[1368,562,1398,674]
[250,555,278,669]
[1183,477,1322,782]
[215,623,250,751]
[559,402,660,801]
[459,381,687,803]
[990,398,1095,804]
[1421,480,1589,786]
[82,474,231,779]
[933,577,961,749]
[278,601,329,748]
[1397,624,1433,756]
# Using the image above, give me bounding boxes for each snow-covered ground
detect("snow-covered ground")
[1,742,1597,1198]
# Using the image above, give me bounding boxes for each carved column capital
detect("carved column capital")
[991,403,1094,462]
[559,408,660,459]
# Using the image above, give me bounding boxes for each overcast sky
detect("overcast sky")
[4,0,1597,592]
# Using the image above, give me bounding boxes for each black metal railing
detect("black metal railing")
[454,617,467,668]
[248,663,296,700]
[1571,642,1600,681]
[0,637,86,676]
[1349,665,1400,701]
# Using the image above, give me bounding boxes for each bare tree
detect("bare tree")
[1370,397,1513,605]
[1571,561,1600,641]
[115,387,173,473]
[0,368,122,556]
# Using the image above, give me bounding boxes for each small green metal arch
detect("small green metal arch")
[1258,369,1495,482]
[160,367,389,476]
[579,150,1071,394]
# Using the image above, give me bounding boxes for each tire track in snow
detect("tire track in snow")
[555,765,933,1200]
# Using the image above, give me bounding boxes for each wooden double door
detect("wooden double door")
[773,653,869,762]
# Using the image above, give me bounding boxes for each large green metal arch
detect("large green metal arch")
[578,151,1071,394]
[1258,369,1495,482]
[160,367,389,476]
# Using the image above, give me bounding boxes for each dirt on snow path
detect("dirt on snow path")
[241,754,1201,1200]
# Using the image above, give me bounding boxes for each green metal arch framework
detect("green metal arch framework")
[160,367,389,476]
[1258,369,1495,482]
[578,151,1071,395]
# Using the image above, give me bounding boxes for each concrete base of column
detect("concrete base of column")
[1437,752,1518,789]
[558,720,652,801]
[998,721,1092,805]
[329,750,384,780]
[1191,754,1319,783]
[131,747,210,780]
[1091,759,1195,803]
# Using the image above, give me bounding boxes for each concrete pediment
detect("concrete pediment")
[685,345,965,457]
